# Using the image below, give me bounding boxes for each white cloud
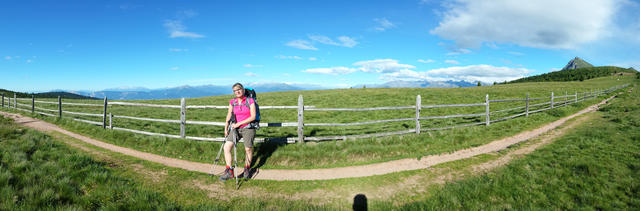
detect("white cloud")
[170,66,179,71]
[353,59,415,73]
[418,59,436,63]
[164,20,204,38]
[302,59,415,75]
[426,65,530,83]
[303,67,357,75]
[381,65,531,84]
[431,0,620,49]
[286,40,318,50]
[338,36,357,47]
[4,56,11,60]
[308,57,317,61]
[307,35,358,48]
[275,55,302,60]
[243,64,263,68]
[245,72,258,77]
[445,60,460,64]
[169,48,188,52]
[446,48,472,55]
[374,18,395,31]
[309,35,339,45]
[26,59,32,63]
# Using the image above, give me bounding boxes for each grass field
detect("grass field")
[1,76,634,170]
[396,82,640,210]
[1,78,638,210]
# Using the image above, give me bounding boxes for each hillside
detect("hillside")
[508,66,637,84]
[0,89,97,100]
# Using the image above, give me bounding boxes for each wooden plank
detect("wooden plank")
[180,98,185,138]
[422,103,485,109]
[185,120,226,126]
[34,106,58,113]
[297,95,304,144]
[112,127,181,139]
[112,114,181,123]
[422,121,485,131]
[72,118,103,126]
[102,97,107,129]
[489,98,527,102]
[304,129,416,141]
[58,96,62,118]
[415,95,421,134]
[526,93,529,117]
[550,92,554,109]
[419,113,485,120]
[491,105,526,114]
[110,101,181,108]
[109,113,113,129]
[62,102,104,107]
[35,111,56,117]
[62,110,104,117]
[485,94,490,126]
[305,106,414,111]
[528,97,549,101]
[305,117,414,126]
[490,112,527,123]
[31,95,34,113]
[34,100,58,104]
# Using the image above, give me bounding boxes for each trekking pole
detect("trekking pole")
[211,126,231,175]
[234,129,239,189]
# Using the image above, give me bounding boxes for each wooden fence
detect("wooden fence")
[0,84,630,144]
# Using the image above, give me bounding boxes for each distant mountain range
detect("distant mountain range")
[51,80,478,100]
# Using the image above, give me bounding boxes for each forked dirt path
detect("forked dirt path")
[0,94,619,181]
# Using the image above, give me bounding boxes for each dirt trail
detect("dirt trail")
[0,94,618,181]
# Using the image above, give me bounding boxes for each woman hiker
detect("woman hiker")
[220,83,257,181]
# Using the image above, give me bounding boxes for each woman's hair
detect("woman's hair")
[232,83,244,90]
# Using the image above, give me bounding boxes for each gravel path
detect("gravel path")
[0,94,616,181]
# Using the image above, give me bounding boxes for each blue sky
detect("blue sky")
[2,0,639,92]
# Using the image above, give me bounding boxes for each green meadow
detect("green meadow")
[0,77,638,210]
[2,75,634,169]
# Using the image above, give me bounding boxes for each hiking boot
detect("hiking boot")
[219,168,234,181]
[241,167,252,179]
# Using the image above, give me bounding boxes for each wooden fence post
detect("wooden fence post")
[109,113,113,129]
[102,97,107,129]
[14,93,16,108]
[1,94,4,107]
[180,98,186,138]
[58,96,62,118]
[525,93,529,117]
[485,94,490,126]
[415,95,421,134]
[575,91,578,103]
[550,92,554,109]
[31,95,35,113]
[564,91,568,106]
[297,95,304,144]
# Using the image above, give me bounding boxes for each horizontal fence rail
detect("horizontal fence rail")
[0,83,631,143]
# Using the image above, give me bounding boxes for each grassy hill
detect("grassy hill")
[508,66,638,84]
